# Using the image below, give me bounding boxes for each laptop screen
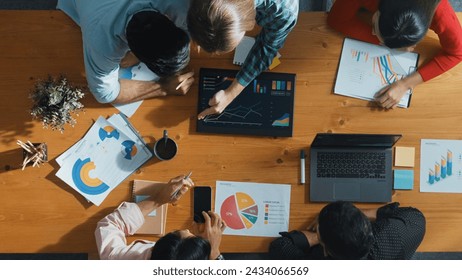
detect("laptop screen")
[311,133,401,148]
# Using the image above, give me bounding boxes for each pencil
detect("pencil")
[300,150,306,185]
[184,171,193,180]
[175,79,187,90]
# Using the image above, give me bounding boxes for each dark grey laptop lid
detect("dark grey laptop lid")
[309,133,401,203]
[311,133,402,148]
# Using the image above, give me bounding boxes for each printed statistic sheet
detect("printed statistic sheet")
[334,38,418,108]
[420,139,462,193]
[215,181,291,237]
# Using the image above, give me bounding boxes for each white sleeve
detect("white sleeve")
[95,202,155,260]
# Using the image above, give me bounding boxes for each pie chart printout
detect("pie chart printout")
[215,181,290,237]
[221,192,259,230]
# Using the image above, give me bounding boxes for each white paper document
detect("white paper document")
[233,36,256,66]
[56,115,152,206]
[420,139,462,193]
[334,38,418,108]
[215,181,291,237]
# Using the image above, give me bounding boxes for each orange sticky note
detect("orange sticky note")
[394,147,415,167]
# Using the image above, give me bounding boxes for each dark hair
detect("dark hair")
[150,232,211,260]
[187,0,256,53]
[126,10,190,77]
[378,0,440,48]
[318,201,374,260]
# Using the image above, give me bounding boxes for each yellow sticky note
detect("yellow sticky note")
[269,56,281,70]
[394,147,415,167]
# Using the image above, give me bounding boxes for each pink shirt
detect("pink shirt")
[95,202,154,260]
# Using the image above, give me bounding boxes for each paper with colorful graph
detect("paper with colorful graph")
[334,38,419,108]
[56,114,152,206]
[420,139,462,193]
[215,181,291,237]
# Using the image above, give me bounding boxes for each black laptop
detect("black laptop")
[309,133,401,203]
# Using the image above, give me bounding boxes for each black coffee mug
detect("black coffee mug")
[153,130,178,160]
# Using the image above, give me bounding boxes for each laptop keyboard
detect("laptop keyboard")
[317,151,386,179]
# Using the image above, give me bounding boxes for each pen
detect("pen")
[175,79,187,90]
[300,150,305,185]
[171,171,192,200]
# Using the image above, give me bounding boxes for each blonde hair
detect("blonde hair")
[187,0,256,53]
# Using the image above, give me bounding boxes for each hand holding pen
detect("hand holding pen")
[159,71,195,95]
[170,172,194,204]
[136,174,194,214]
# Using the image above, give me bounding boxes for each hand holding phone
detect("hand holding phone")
[193,186,211,223]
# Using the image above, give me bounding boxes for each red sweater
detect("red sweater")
[327,0,462,82]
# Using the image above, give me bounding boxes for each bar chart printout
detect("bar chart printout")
[420,139,462,193]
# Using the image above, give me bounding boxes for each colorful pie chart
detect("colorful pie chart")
[220,192,258,230]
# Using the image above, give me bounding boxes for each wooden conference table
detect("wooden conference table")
[1,11,462,259]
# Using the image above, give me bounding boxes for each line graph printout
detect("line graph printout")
[215,181,291,237]
[197,68,295,137]
[334,38,419,108]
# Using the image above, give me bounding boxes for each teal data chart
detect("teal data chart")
[197,68,296,137]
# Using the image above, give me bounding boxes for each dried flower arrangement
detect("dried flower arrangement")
[17,140,48,170]
[30,76,84,132]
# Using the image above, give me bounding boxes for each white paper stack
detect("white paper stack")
[56,114,153,206]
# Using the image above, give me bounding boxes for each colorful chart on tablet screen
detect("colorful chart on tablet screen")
[197,68,295,137]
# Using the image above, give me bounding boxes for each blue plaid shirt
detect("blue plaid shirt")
[236,0,299,86]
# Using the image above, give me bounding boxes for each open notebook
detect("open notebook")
[132,180,168,235]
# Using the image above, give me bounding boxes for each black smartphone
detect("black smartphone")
[193,186,211,223]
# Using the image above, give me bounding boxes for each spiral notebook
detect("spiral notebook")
[132,180,168,235]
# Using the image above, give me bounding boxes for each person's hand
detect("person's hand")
[375,71,423,109]
[136,174,193,216]
[374,79,409,109]
[198,79,244,120]
[198,89,237,119]
[120,51,140,68]
[159,71,195,95]
[301,216,320,246]
[193,211,226,259]
[306,215,318,232]
[301,230,320,246]
[151,174,194,205]
[168,175,194,205]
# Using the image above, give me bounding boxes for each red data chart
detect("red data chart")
[220,192,259,230]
